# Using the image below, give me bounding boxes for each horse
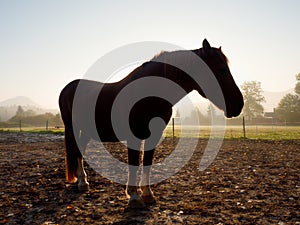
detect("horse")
[59,39,244,208]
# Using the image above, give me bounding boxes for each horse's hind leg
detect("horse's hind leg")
[64,125,79,183]
[76,131,90,191]
[64,125,89,191]
[126,141,145,208]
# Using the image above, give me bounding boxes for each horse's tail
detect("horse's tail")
[59,80,81,183]
[64,127,79,183]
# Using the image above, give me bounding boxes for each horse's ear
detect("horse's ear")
[202,39,211,52]
[219,46,222,51]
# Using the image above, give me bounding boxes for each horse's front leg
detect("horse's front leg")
[76,157,89,191]
[140,146,156,204]
[126,142,145,208]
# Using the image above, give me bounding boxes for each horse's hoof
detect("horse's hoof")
[128,198,146,209]
[78,182,89,191]
[141,195,156,204]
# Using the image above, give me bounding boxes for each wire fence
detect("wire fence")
[0,120,63,132]
[0,119,299,140]
[164,124,300,140]
[165,118,300,140]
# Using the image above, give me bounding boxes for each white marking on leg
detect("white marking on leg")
[126,165,145,208]
[140,166,155,203]
[141,166,150,187]
[77,158,89,191]
[126,165,139,197]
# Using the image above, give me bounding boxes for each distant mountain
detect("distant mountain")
[0,96,58,122]
[0,96,40,107]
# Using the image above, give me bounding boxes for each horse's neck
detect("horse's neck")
[151,50,197,85]
[162,50,199,94]
[119,50,200,104]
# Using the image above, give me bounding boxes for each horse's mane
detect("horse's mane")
[150,50,170,61]
[150,48,229,65]
[217,48,229,64]
[151,48,229,65]
[121,47,230,88]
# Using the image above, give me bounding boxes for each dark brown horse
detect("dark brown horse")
[59,39,244,208]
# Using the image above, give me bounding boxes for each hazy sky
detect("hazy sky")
[1,0,300,108]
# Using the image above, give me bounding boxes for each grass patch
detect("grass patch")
[163,125,300,140]
[0,125,299,140]
[0,127,64,135]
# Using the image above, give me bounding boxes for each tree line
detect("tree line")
[183,73,300,124]
[8,106,63,127]
[276,73,300,122]
[242,73,300,123]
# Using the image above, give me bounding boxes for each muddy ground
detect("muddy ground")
[0,132,299,224]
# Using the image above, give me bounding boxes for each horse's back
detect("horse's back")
[59,78,172,142]
[59,79,104,123]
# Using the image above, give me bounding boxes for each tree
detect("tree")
[9,112,64,127]
[295,73,300,95]
[276,94,300,122]
[53,113,63,125]
[276,73,300,122]
[207,103,216,119]
[15,106,25,117]
[25,109,36,117]
[241,81,265,120]
[183,108,206,125]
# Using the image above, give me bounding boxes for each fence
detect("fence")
[0,120,63,132]
[0,119,299,140]
[165,117,300,140]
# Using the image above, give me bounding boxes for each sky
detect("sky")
[1,0,300,109]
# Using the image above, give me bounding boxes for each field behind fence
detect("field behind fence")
[164,125,300,140]
[0,122,299,140]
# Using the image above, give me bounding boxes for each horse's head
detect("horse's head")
[196,39,244,118]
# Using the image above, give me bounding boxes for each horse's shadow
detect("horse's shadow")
[64,185,155,225]
[64,168,155,224]
[115,205,154,225]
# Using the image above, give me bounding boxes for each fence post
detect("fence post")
[256,124,258,137]
[46,120,48,131]
[19,120,22,132]
[242,116,246,139]
[172,117,175,140]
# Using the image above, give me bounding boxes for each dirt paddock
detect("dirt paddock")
[0,132,299,224]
